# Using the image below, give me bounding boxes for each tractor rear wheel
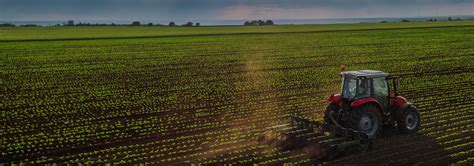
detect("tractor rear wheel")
[397,105,420,134]
[347,104,382,138]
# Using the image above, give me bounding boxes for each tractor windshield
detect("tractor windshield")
[342,78,357,99]
[342,77,371,99]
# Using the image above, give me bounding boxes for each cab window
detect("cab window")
[356,78,371,98]
[342,78,357,99]
[373,78,388,97]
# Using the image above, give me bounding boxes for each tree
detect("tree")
[132,21,141,26]
[66,20,74,26]
[147,23,154,26]
[250,20,259,26]
[195,23,200,27]
[265,20,274,25]
[183,22,194,27]
[169,22,176,26]
[244,20,274,26]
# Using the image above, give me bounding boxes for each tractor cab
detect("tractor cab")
[339,70,394,111]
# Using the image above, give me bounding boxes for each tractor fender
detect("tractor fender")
[351,97,385,113]
[396,96,408,106]
[398,103,413,112]
[328,94,342,106]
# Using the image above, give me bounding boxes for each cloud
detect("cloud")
[217,0,473,19]
[0,0,473,21]
[217,5,369,20]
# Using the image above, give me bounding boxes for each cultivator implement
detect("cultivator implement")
[259,115,376,160]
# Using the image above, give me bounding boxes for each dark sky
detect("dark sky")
[1,0,473,21]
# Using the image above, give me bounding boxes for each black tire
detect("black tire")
[347,104,382,138]
[324,103,340,125]
[397,105,421,134]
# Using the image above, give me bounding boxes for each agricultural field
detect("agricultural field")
[1,21,474,41]
[1,21,473,165]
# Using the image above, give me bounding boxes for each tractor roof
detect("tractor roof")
[340,70,389,78]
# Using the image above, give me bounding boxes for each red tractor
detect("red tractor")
[325,70,421,137]
[260,70,421,158]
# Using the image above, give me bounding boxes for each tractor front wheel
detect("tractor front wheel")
[397,105,420,134]
[348,104,382,138]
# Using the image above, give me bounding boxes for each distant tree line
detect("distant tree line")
[1,18,470,27]
[0,20,203,27]
[66,20,201,27]
[166,21,200,27]
[244,20,274,26]
[0,23,16,27]
[401,17,463,23]
[377,17,465,23]
[447,17,463,21]
[0,23,41,27]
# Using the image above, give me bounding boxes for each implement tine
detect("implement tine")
[318,137,345,144]
[306,135,330,142]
